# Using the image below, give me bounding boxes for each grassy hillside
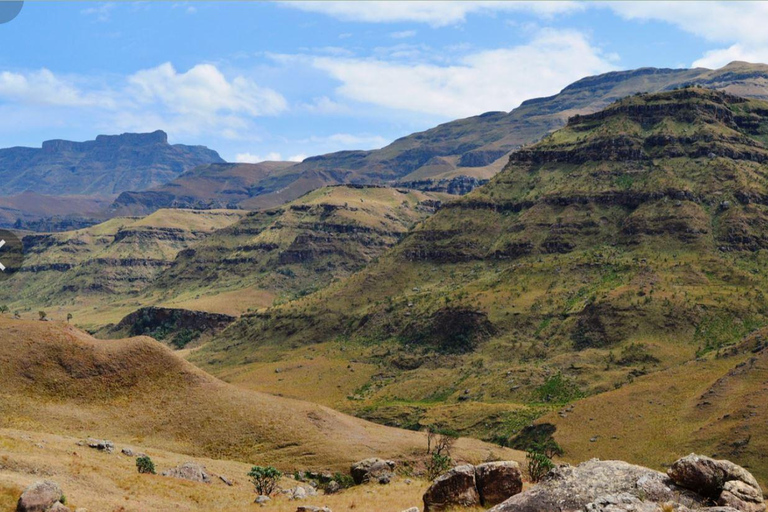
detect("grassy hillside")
[147,185,447,315]
[0,209,245,327]
[0,317,517,510]
[190,88,768,479]
[0,432,438,512]
[3,186,445,329]
[540,328,768,486]
[0,318,516,467]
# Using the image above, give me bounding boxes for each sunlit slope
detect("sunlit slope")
[540,329,768,487]
[0,209,245,325]
[0,317,516,472]
[149,185,447,314]
[192,88,768,448]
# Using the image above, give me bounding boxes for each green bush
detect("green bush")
[332,472,355,489]
[248,465,282,496]
[534,373,584,404]
[136,456,156,474]
[425,452,452,481]
[526,449,554,483]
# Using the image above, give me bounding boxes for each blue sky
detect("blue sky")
[1,1,767,162]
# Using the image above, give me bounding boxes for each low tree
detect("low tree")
[66,313,73,323]
[425,428,456,480]
[38,310,47,321]
[526,448,554,483]
[249,465,282,496]
[0,305,8,314]
[136,456,156,474]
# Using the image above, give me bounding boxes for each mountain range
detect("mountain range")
[8,62,768,509]
[7,62,768,230]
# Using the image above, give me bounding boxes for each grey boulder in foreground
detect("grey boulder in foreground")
[488,454,765,512]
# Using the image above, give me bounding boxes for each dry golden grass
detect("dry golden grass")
[0,318,518,471]
[0,428,443,512]
[543,344,768,487]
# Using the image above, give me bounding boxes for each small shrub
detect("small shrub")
[332,472,355,489]
[136,456,156,474]
[249,465,282,496]
[425,452,452,481]
[534,373,584,404]
[526,449,554,483]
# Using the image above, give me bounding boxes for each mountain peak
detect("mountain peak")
[94,129,169,145]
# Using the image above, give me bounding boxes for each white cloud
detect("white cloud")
[693,45,768,69]
[312,29,615,118]
[305,133,389,148]
[608,2,768,45]
[128,63,286,118]
[284,1,582,27]
[0,63,287,141]
[299,96,352,115]
[235,152,306,163]
[606,2,768,68]
[235,152,283,163]
[390,30,417,39]
[0,69,114,108]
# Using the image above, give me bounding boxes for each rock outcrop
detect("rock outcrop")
[16,481,65,512]
[475,461,524,506]
[489,455,764,512]
[0,130,223,197]
[423,465,481,512]
[350,458,396,484]
[423,461,523,511]
[161,462,210,483]
[667,454,765,512]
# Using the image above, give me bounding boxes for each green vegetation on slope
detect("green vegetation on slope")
[0,209,246,327]
[191,89,768,479]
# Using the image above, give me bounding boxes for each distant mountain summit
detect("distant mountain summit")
[0,130,223,196]
[226,62,768,208]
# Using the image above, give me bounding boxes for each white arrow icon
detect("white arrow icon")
[0,239,6,271]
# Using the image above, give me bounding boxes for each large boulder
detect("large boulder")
[475,461,523,506]
[85,438,114,453]
[667,454,765,512]
[16,481,64,512]
[161,462,210,483]
[350,458,396,484]
[488,459,706,512]
[423,465,480,512]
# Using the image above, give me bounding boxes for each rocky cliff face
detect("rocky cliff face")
[102,306,236,349]
[109,161,295,216]
[0,130,223,197]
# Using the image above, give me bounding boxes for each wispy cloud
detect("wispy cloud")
[283,1,582,27]
[0,63,287,139]
[81,2,116,22]
[606,1,768,68]
[235,152,306,163]
[311,29,616,118]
